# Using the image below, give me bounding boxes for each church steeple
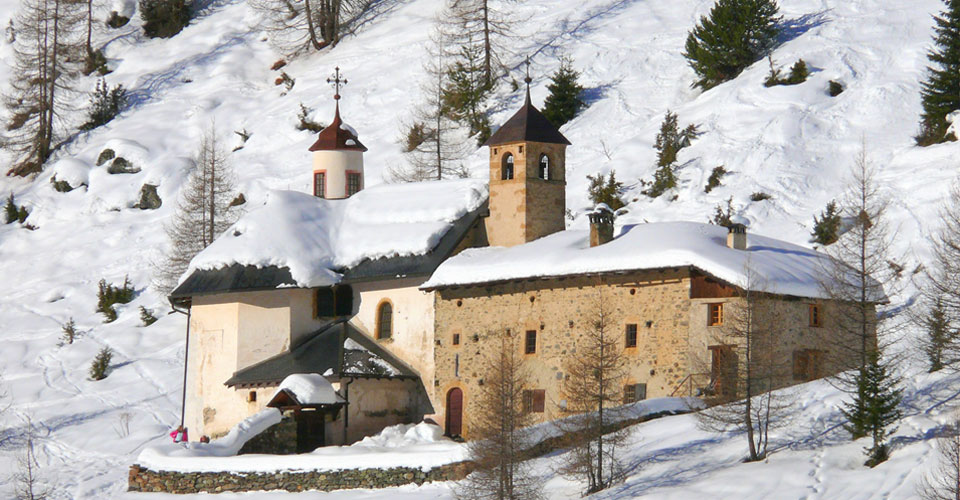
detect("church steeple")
[484,63,570,247]
[309,67,366,199]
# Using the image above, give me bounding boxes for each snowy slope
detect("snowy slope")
[0,0,957,497]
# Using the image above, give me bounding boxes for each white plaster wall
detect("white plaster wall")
[327,378,422,445]
[350,278,437,410]
[184,297,240,439]
[312,150,363,199]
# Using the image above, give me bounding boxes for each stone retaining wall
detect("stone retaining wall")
[128,461,476,494]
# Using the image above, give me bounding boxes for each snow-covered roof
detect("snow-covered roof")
[423,221,843,300]
[272,374,344,406]
[184,178,488,288]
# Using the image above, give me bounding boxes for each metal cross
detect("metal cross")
[524,57,532,89]
[327,67,347,100]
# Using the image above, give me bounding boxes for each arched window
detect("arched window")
[377,301,393,339]
[538,154,549,180]
[501,153,514,180]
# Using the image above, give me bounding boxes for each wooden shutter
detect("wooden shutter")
[522,390,533,413]
[533,390,545,413]
[316,288,335,317]
[636,383,647,401]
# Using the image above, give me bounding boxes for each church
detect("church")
[169,71,875,450]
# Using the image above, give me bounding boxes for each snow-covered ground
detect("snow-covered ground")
[0,0,958,497]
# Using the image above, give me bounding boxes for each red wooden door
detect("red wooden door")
[446,388,463,437]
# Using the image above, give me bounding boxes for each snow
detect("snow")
[339,122,359,136]
[137,408,282,471]
[425,221,844,299]
[273,373,344,405]
[0,0,957,496]
[135,422,467,474]
[186,178,487,286]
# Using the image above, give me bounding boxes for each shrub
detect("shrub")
[586,171,626,211]
[750,191,772,201]
[542,56,586,128]
[59,318,79,346]
[90,347,114,380]
[710,197,736,226]
[829,80,844,96]
[106,11,131,28]
[811,200,842,245]
[785,59,809,85]
[296,103,324,133]
[81,78,128,131]
[4,194,18,224]
[140,0,191,38]
[83,49,110,76]
[139,306,157,326]
[763,56,783,87]
[96,276,135,323]
[646,111,701,198]
[705,166,727,192]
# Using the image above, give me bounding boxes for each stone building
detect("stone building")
[170,77,876,448]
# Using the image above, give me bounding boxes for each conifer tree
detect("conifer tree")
[542,57,585,128]
[586,171,625,211]
[139,0,190,38]
[89,347,113,380]
[80,78,128,131]
[646,111,700,198]
[442,39,493,145]
[841,351,902,466]
[683,0,781,90]
[811,200,842,245]
[155,127,241,292]
[919,296,953,372]
[917,0,960,146]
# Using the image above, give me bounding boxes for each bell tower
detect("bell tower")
[308,67,367,199]
[484,73,570,247]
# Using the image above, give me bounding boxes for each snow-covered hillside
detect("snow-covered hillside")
[0,0,957,497]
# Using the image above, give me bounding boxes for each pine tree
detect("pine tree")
[5,194,19,224]
[917,0,960,146]
[921,296,953,372]
[89,347,114,381]
[139,0,190,38]
[683,0,781,90]
[155,127,241,292]
[841,351,902,466]
[586,171,626,211]
[811,200,842,245]
[4,0,84,176]
[542,57,585,128]
[646,111,700,198]
[80,78,128,131]
[442,40,493,145]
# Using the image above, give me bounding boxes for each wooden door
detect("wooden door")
[446,388,463,437]
[296,411,325,453]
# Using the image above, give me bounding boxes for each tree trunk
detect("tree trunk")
[303,0,324,50]
[481,0,491,86]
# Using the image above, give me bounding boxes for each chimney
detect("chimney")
[726,222,747,250]
[588,204,615,247]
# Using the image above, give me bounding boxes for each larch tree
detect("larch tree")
[558,287,629,494]
[4,0,84,176]
[696,266,793,462]
[817,145,904,465]
[683,0,781,90]
[155,127,241,292]
[455,332,542,500]
[919,180,960,370]
[391,32,470,183]
[440,0,514,88]
[917,0,960,146]
[918,418,960,500]
[249,0,372,55]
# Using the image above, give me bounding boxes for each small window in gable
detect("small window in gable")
[377,301,393,339]
[247,390,257,403]
[538,154,549,180]
[452,333,461,345]
[502,153,515,180]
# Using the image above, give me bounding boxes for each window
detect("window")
[247,391,257,403]
[313,172,326,198]
[376,301,392,339]
[625,324,638,348]
[347,173,362,196]
[708,303,724,326]
[623,383,647,404]
[538,154,549,180]
[523,389,545,413]
[809,304,822,327]
[452,333,460,345]
[502,153,514,180]
[793,349,824,381]
[316,285,353,318]
[524,330,537,354]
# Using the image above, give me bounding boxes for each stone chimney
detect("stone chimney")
[588,204,615,247]
[726,222,748,250]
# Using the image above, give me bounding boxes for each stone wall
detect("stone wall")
[433,269,693,438]
[127,462,475,494]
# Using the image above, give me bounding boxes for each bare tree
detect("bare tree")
[455,332,541,500]
[439,0,514,87]
[12,420,51,500]
[919,418,960,500]
[249,0,372,55]
[4,0,83,176]
[154,126,241,292]
[696,266,793,462]
[558,288,629,494]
